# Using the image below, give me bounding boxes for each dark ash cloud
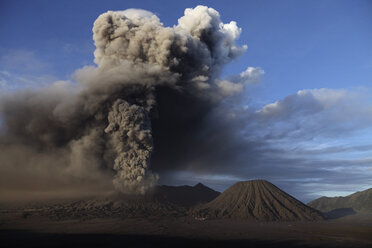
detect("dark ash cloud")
[0,6,262,198]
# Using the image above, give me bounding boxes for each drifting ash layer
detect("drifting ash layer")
[18,183,220,220]
[193,180,324,221]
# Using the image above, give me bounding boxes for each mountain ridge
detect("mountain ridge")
[308,188,372,213]
[153,183,220,208]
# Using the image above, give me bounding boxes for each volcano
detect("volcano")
[193,180,324,221]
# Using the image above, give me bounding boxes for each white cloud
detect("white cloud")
[249,88,372,146]
[257,88,349,118]
[215,67,264,97]
[240,67,264,85]
[120,8,157,20]
[216,79,244,96]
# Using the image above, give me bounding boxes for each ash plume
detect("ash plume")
[105,99,157,194]
[0,6,260,196]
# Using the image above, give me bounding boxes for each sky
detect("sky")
[0,0,371,202]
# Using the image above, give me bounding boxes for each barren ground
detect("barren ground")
[1,208,372,248]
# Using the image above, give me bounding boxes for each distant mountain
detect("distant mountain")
[153,183,220,208]
[308,188,372,213]
[193,180,324,221]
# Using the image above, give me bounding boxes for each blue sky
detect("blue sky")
[0,0,372,202]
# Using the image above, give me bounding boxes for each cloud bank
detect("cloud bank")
[166,88,372,202]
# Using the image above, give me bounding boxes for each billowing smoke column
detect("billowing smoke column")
[0,6,260,195]
[104,99,157,193]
